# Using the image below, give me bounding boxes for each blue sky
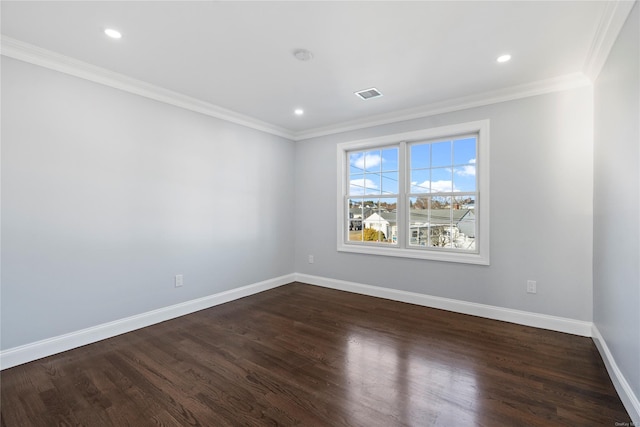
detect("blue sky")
[349,147,399,195]
[349,137,477,196]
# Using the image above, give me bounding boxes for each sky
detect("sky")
[349,137,477,196]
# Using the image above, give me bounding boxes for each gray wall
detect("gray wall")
[593,3,640,408]
[2,25,628,372]
[295,86,594,321]
[1,57,296,349]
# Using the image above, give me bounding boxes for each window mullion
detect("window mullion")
[397,141,407,250]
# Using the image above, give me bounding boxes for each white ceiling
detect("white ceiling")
[0,1,630,139]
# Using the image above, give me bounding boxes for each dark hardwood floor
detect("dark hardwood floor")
[1,282,631,426]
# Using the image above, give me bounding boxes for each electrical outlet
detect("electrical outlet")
[308,255,314,264]
[527,280,537,294]
[175,274,184,287]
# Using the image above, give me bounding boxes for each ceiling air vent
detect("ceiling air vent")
[354,87,383,100]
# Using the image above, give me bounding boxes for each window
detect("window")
[347,147,399,245]
[337,120,490,265]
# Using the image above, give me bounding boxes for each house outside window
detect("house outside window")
[337,120,490,265]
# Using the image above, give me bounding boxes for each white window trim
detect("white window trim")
[337,120,490,265]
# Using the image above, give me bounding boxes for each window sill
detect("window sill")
[337,243,490,265]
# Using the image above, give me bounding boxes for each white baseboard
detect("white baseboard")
[294,273,593,337]
[0,272,598,370]
[0,274,294,370]
[592,325,640,426]
[4,271,635,424]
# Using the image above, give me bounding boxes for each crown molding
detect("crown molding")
[2,34,595,144]
[583,0,637,82]
[294,72,592,141]
[0,35,297,141]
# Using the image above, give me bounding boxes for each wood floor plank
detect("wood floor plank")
[1,282,632,426]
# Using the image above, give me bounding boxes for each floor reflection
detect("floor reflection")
[344,326,478,426]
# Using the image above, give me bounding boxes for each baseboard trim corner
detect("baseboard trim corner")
[294,273,593,337]
[0,273,295,370]
[592,325,640,426]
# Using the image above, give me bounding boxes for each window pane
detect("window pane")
[349,174,365,195]
[382,148,399,172]
[348,199,363,242]
[453,196,476,251]
[349,148,400,198]
[363,198,397,244]
[431,195,450,210]
[350,151,383,173]
[454,137,476,166]
[431,141,452,167]
[453,166,476,192]
[411,144,430,169]
[364,173,381,195]
[348,199,363,219]
[410,169,430,193]
[429,196,452,248]
[455,194,476,212]
[410,196,464,248]
[379,199,397,212]
[431,168,453,193]
[349,152,365,173]
[409,197,429,246]
[409,196,429,210]
[348,222,362,241]
[365,150,382,172]
[382,172,398,194]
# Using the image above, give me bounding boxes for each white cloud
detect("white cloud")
[351,153,382,170]
[455,165,476,177]
[350,178,379,195]
[447,159,476,177]
[432,180,456,192]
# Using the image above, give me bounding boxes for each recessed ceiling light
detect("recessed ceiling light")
[293,49,313,61]
[104,28,122,39]
[294,108,304,116]
[497,54,511,63]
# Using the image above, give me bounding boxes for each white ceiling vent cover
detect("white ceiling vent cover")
[355,88,383,100]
